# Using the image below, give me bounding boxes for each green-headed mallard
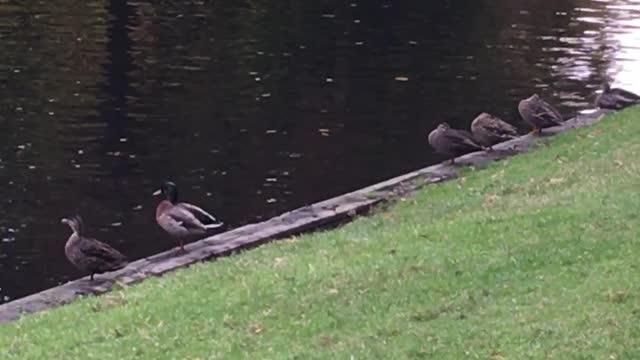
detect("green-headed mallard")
[428,122,485,164]
[61,215,128,281]
[154,181,224,252]
[596,82,640,110]
[517,94,563,134]
[470,112,518,148]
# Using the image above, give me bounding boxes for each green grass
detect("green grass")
[2,109,640,359]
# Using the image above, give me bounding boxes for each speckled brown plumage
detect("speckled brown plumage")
[470,112,518,147]
[61,215,127,281]
[428,122,484,164]
[518,94,563,134]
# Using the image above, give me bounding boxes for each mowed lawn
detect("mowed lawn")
[2,108,640,359]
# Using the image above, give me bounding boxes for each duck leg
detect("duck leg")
[175,239,186,253]
[90,273,95,281]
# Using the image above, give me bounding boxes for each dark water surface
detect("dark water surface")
[1,0,640,302]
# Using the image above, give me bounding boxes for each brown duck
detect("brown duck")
[518,94,563,134]
[596,82,640,110]
[61,215,128,281]
[154,181,224,252]
[470,112,518,148]
[428,122,485,164]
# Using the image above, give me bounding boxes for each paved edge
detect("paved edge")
[0,109,611,324]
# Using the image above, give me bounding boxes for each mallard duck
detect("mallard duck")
[154,181,224,251]
[517,94,563,134]
[428,122,485,164]
[596,82,640,110]
[470,112,518,148]
[61,215,128,281]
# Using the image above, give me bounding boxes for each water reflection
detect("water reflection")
[1,0,640,302]
[597,1,640,93]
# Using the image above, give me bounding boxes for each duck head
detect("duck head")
[61,215,84,235]
[153,181,178,204]
[428,123,450,143]
[520,94,540,106]
[438,122,451,131]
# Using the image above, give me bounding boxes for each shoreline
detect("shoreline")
[0,109,609,324]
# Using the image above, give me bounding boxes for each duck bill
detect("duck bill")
[152,189,161,196]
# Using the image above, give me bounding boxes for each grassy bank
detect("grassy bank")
[2,108,640,359]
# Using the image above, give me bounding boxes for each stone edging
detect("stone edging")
[0,109,610,324]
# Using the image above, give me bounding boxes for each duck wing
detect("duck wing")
[533,101,563,124]
[599,96,626,110]
[597,93,633,110]
[178,202,224,229]
[611,88,640,102]
[79,238,128,270]
[165,204,208,231]
[484,119,518,138]
[445,129,483,150]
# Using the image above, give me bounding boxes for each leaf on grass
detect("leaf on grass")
[319,335,334,347]
[284,237,298,244]
[587,129,603,138]
[249,323,264,334]
[605,289,630,304]
[547,177,566,185]
[484,194,499,205]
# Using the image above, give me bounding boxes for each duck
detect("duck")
[61,215,128,281]
[428,122,485,164]
[596,82,640,110]
[154,181,224,252]
[470,112,519,148]
[517,94,563,134]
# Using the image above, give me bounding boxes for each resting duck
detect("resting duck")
[470,112,518,148]
[596,82,640,110]
[518,94,563,134]
[154,181,224,251]
[428,122,485,164]
[61,215,128,281]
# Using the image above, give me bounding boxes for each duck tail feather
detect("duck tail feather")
[204,222,224,230]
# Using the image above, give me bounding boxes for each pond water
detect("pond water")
[1,0,640,303]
